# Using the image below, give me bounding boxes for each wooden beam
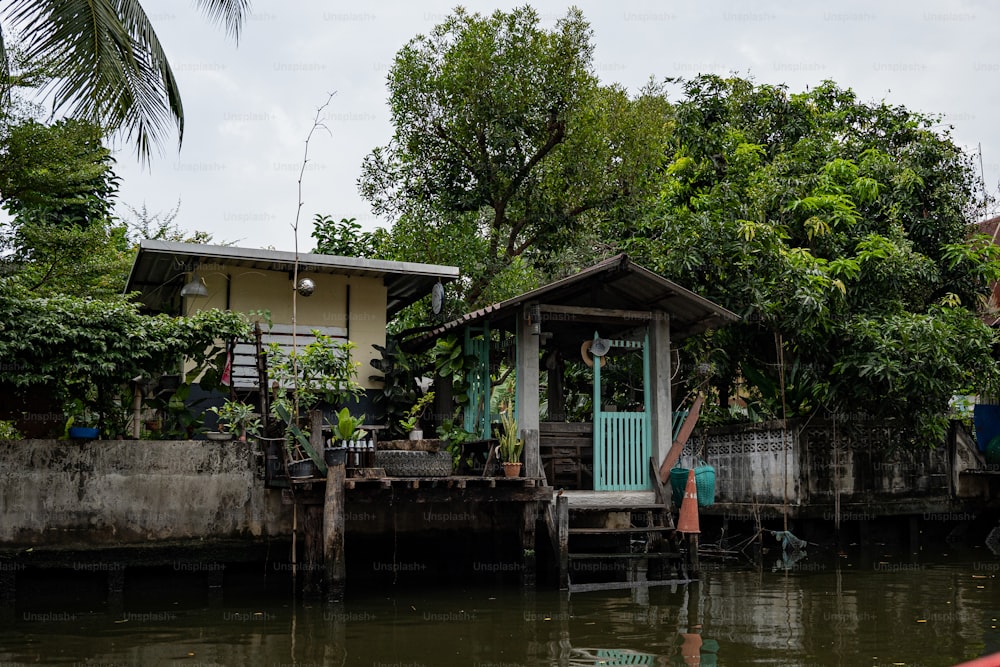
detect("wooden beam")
[659,394,704,483]
[538,303,653,324]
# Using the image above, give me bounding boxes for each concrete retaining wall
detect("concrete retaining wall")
[0,439,292,551]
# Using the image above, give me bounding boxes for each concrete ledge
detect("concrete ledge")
[0,439,292,551]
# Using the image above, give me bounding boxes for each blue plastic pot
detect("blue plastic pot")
[68,426,99,439]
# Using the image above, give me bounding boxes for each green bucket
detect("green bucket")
[669,462,716,508]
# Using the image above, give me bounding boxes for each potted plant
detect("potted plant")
[496,405,523,478]
[400,391,435,440]
[65,398,100,440]
[266,333,364,479]
[272,400,321,479]
[208,399,261,441]
[327,407,367,467]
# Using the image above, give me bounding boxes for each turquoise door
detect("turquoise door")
[592,331,652,491]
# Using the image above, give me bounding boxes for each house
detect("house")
[126,239,459,416]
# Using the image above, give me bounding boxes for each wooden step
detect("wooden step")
[569,504,669,512]
[569,526,675,535]
[569,552,683,560]
[569,577,693,593]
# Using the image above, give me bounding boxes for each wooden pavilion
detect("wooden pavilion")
[408,253,739,493]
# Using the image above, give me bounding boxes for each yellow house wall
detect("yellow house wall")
[182,265,387,389]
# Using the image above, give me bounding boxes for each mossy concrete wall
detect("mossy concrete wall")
[0,439,292,551]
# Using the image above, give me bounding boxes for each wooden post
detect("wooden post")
[524,428,540,480]
[546,351,565,421]
[647,313,672,476]
[521,501,537,588]
[302,500,324,598]
[516,304,540,473]
[688,534,700,578]
[557,494,569,590]
[323,463,346,602]
[0,566,15,622]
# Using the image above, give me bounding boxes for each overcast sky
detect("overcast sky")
[113,0,998,251]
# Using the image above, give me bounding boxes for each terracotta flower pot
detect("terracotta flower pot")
[502,462,522,478]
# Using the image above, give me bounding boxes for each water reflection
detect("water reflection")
[0,549,998,666]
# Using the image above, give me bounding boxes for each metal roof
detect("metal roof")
[405,254,739,350]
[125,240,460,316]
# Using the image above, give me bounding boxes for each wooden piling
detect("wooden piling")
[521,501,537,588]
[688,534,699,578]
[302,500,324,597]
[557,494,569,590]
[323,462,346,602]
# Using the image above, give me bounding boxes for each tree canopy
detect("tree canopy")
[360,6,671,307]
[616,75,1000,440]
[365,7,1000,443]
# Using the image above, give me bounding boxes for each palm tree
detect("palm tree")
[0,0,249,162]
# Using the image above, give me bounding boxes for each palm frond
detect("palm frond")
[4,0,247,162]
[0,26,10,110]
[194,0,250,41]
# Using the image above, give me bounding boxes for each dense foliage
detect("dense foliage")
[616,76,1000,440]
[0,286,250,436]
[367,9,1000,445]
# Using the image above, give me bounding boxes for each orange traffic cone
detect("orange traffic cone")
[677,468,700,534]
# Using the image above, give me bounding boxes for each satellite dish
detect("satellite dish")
[590,337,611,357]
[431,282,444,314]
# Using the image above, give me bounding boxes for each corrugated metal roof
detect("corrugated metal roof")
[125,240,459,316]
[405,254,739,350]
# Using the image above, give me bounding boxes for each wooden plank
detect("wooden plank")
[540,422,594,436]
[537,303,653,323]
[569,527,675,535]
[568,578,692,594]
[659,394,704,482]
[541,438,593,450]
[570,552,682,560]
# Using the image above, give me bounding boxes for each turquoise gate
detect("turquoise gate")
[592,331,652,491]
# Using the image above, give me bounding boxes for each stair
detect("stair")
[555,491,689,592]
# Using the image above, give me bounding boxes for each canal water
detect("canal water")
[1,543,999,666]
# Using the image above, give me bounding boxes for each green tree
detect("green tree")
[311,214,381,258]
[360,6,670,307]
[0,0,248,160]
[620,75,1000,441]
[0,117,131,297]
